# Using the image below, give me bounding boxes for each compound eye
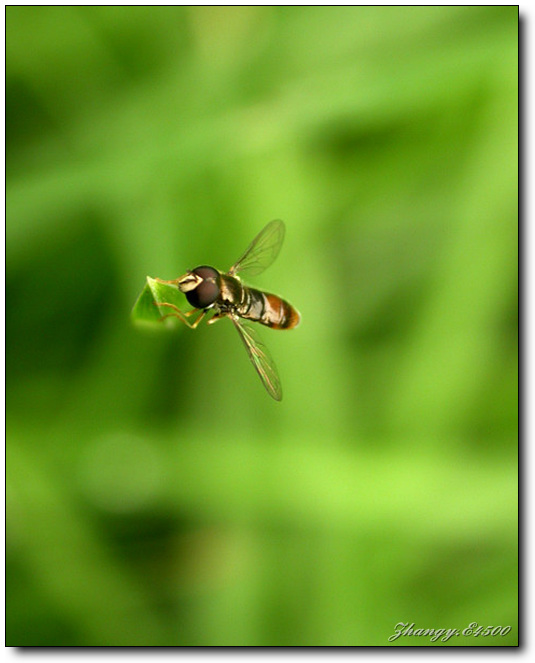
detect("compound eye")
[185,266,221,309]
[195,279,220,308]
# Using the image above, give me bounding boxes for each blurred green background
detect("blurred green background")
[6,6,518,646]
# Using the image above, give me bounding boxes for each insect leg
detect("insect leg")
[154,277,181,286]
[153,303,206,329]
[207,313,228,325]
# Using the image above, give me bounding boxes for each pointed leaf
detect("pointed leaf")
[131,277,186,328]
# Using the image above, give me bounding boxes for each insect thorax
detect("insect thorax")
[219,274,245,309]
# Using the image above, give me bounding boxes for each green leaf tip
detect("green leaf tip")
[131,276,184,327]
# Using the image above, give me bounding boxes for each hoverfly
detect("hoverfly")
[154,220,300,401]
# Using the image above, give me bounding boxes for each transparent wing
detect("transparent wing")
[231,316,282,401]
[229,220,285,277]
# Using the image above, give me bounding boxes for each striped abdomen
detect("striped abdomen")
[219,274,300,330]
[241,288,300,330]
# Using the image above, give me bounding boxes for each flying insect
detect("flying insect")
[154,220,300,401]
